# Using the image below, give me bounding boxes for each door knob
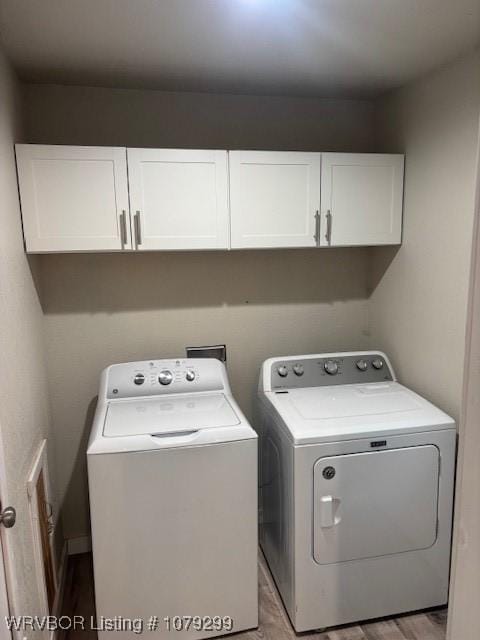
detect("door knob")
[0,506,16,528]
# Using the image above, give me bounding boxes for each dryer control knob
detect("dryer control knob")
[277,365,288,378]
[356,359,368,372]
[372,358,384,370]
[158,370,174,385]
[324,360,339,375]
[133,373,145,385]
[293,364,304,376]
[185,369,196,382]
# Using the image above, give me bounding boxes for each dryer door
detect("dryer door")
[313,445,439,565]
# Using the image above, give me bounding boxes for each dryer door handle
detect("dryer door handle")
[319,495,341,528]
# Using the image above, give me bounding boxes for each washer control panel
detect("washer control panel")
[271,353,393,390]
[106,358,225,399]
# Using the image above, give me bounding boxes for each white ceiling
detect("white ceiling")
[0,0,479,97]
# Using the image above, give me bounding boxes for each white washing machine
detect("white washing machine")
[88,358,258,639]
[257,351,456,632]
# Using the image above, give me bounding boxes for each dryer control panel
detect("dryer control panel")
[269,352,394,390]
[105,358,228,399]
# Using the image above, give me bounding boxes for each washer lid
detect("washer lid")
[104,393,240,438]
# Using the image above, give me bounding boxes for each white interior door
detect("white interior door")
[229,151,320,249]
[0,533,11,637]
[127,148,229,250]
[313,445,439,565]
[0,447,13,639]
[15,144,131,253]
[320,153,404,247]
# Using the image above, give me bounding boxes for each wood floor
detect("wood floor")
[61,553,447,640]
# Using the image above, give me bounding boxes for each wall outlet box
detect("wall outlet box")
[186,345,227,362]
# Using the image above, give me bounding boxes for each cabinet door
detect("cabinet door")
[229,151,320,249]
[127,149,229,250]
[320,153,404,247]
[15,145,130,253]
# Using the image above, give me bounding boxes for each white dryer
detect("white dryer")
[88,358,258,640]
[257,351,456,632]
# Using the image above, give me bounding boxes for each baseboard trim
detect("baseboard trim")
[67,535,92,556]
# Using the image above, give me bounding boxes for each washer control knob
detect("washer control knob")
[293,363,304,376]
[158,370,174,385]
[324,360,339,375]
[356,359,368,372]
[277,365,288,378]
[133,373,145,386]
[372,358,384,370]
[185,369,196,382]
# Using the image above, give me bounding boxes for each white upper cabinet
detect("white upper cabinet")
[15,144,130,252]
[229,151,320,249]
[320,153,404,247]
[15,146,405,253]
[127,148,229,250]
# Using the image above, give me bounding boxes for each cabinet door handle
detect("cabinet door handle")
[120,210,128,248]
[134,211,142,248]
[325,210,332,246]
[314,210,320,247]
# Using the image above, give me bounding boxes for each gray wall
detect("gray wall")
[369,50,480,422]
[0,50,56,633]
[21,84,376,540]
[22,83,375,151]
